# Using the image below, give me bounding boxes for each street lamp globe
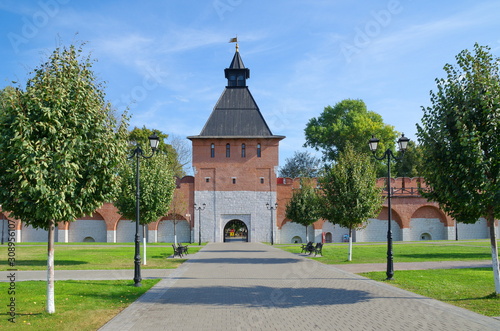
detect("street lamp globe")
[368,135,380,152]
[148,132,160,150]
[397,134,410,151]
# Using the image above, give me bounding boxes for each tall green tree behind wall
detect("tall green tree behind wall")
[304,99,422,178]
[304,99,397,161]
[0,44,128,313]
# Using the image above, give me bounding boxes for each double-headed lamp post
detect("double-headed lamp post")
[266,202,278,245]
[129,132,160,287]
[368,134,409,280]
[194,203,206,246]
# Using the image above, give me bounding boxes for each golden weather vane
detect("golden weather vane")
[229,36,238,51]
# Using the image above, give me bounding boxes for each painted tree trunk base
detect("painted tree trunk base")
[46,220,55,314]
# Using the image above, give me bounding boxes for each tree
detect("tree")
[279,151,321,178]
[285,179,321,243]
[416,43,500,294]
[168,188,189,245]
[115,129,176,262]
[168,134,193,176]
[318,145,382,261]
[0,45,128,313]
[304,99,398,164]
[393,140,424,178]
[129,127,185,178]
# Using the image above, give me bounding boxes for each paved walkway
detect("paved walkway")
[95,242,500,331]
[0,260,491,281]
[0,268,173,281]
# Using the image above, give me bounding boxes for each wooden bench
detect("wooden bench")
[178,243,189,255]
[301,242,323,256]
[301,242,314,254]
[172,244,184,258]
[313,243,323,256]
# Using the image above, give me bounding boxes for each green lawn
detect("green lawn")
[361,268,499,317]
[1,244,202,271]
[0,279,160,330]
[279,240,494,264]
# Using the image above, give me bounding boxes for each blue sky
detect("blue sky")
[1,0,499,172]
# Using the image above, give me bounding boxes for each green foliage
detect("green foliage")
[318,145,382,230]
[0,45,128,229]
[279,151,321,178]
[129,126,185,178]
[285,179,321,228]
[304,99,398,164]
[393,140,424,178]
[416,43,500,223]
[115,150,176,225]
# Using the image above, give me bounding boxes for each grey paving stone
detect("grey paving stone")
[98,242,500,331]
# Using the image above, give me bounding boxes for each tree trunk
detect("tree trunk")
[487,208,500,295]
[46,220,55,313]
[174,220,178,246]
[142,225,147,265]
[348,227,353,262]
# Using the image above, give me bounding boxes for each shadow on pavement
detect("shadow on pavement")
[134,285,373,307]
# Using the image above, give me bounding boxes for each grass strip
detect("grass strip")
[280,241,493,264]
[360,268,499,317]
[0,279,160,330]
[1,245,201,271]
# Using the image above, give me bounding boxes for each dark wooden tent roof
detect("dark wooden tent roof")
[189,48,285,140]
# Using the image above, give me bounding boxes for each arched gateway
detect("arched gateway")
[223,219,248,242]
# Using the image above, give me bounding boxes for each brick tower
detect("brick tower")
[188,44,285,243]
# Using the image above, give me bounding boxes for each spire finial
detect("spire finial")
[229,36,238,52]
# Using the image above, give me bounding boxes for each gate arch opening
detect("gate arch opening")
[224,219,248,242]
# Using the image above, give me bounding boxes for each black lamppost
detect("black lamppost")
[369,134,409,280]
[266,202,278,245]
[194,203,206,246]
[129,132,160,287]
[1,205,4,245]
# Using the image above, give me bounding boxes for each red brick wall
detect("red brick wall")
[191,137,281,193]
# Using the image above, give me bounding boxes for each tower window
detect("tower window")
[232,177,237,184]
[260,177,265,184]
[226,143,230,158]
[237,75,244,86]
[210,143,215,158]
[257,143,261,157]
[205,177,210,183]
[241,143,246,157]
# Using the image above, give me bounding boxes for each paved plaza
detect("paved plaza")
[95,242,500,331]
